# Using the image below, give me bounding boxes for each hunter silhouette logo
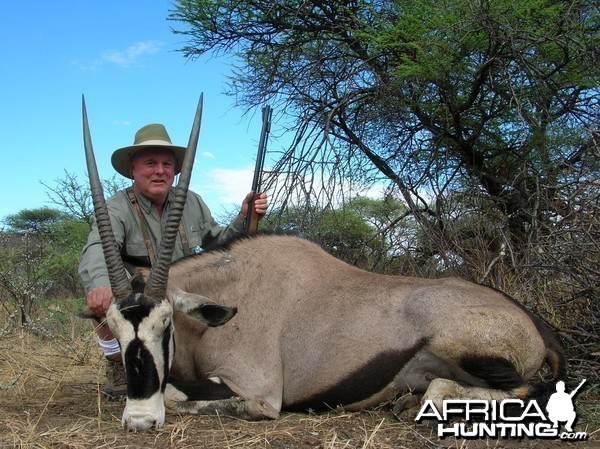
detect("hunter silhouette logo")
[416,379,589,441]
[546,379,586,433]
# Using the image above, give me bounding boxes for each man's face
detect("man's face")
[130,148,176,205]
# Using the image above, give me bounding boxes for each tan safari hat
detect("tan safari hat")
[111,124,187,179]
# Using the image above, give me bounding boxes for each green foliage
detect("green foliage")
[0,207,88,333]
[0,170,130,331]
[0,208,89,304]
[170,0,598,252]
[39,216,89,297]
[4,207,69,234]
[41,170,128,228]
[0,170,130,334]
[0,232,47,327]
[318,204,378,264]
[268,196,411,272]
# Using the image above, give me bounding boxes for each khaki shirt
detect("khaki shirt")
[78,188,245,293]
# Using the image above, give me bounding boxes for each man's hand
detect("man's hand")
[240,192,269,220]
[86,285,113,318]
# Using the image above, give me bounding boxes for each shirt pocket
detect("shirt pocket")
[187,225,205,254]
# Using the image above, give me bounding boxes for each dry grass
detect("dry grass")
[0,317,598,449]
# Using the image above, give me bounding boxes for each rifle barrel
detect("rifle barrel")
[569,379,586,398]
[246,105,272,233]
[251,105,272,192]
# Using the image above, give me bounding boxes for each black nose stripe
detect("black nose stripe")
[123,324,172,399]
[124,339,160,399]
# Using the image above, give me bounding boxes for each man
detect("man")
[78,123,268,398]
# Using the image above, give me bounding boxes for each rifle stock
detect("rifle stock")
[245,105,272,233]
[246,197,261,234]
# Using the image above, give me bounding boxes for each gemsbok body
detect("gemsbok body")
[81,96,565,431]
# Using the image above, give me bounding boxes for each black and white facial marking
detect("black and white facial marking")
[107,293,174,431]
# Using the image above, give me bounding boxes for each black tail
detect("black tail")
[512,343,568,405]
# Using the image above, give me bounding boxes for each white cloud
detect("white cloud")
[191,165,388,220]
[73,40,163,71]
[102,41,162,67]
[194,166,254,206]
[201,151,215,159]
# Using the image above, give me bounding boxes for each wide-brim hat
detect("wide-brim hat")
[111,124,187,179]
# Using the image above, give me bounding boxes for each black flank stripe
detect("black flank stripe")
[167,378,237,401]
[287,338,428,412]
[460,355,523,389]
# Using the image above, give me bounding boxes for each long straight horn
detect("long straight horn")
[82,95,132,299]
[144,94,203,301]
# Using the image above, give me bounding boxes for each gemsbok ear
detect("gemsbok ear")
[190,303,238,327]
[166,285,237,327]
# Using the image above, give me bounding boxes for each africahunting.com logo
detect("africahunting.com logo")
[415,379,588,441]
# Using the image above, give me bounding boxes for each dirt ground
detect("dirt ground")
[0,331,598,449]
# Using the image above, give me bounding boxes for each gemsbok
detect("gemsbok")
[80,96,566,431]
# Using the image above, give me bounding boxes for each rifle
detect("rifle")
[569,379,586,398]
[245,105,272,234]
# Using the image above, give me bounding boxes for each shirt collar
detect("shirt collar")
[132,187,175,214]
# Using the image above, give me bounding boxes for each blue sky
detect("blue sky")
[0,1,280,224]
